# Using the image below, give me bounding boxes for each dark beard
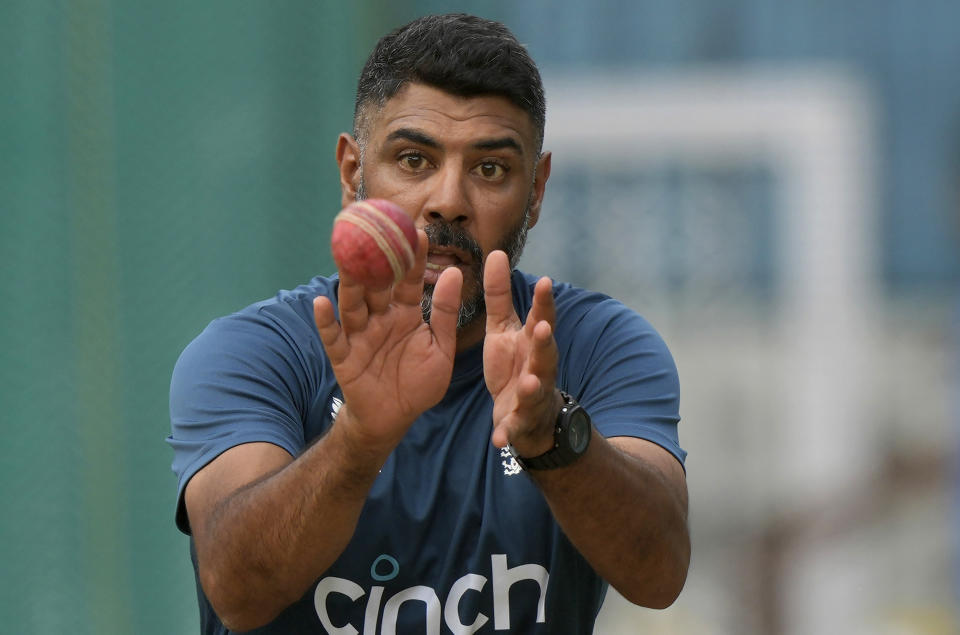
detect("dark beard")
[420,211,530,330]
[356,177,532,330]
[420,221,484,330]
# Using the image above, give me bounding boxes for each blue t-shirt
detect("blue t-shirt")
[168,270,685,634]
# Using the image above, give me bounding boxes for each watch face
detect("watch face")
[568,409,591,453]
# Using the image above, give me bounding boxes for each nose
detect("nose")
[423,162,470,226]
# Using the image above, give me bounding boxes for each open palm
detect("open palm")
[482,251,561,456]
[314,232,462,445]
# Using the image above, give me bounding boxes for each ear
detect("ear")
[526,151,552,229]
[336,133,362,208]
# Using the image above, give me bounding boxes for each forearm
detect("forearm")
[530,431,690,608]
[192,411,392,630]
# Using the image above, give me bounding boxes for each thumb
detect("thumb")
[429,266,463,354]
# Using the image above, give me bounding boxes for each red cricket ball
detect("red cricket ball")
[330,199,418,289]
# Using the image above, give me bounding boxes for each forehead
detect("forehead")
[366,83,536,154]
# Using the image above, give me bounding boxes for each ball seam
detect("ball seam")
[334,209,405,282]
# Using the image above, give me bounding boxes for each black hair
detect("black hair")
[354,14,546,153]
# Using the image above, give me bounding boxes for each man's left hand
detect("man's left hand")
[482,250,563,457]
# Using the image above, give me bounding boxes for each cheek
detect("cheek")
[474,203,526,250]
[360,174,425,218]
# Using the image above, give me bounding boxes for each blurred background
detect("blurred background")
[2,1,958,633]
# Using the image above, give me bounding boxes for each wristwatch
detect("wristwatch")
[508,391,592,470]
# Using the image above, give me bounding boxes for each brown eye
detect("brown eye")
[475,161,506,179]
[400,153,427,170]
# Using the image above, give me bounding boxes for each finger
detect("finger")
[336,273,370,334]
[394,230,428,306]
[524,319,558,384]
[364,285,393,315]
[313,296,349,364]
[491,420,511,449]
[483,250,518,331]
[490,411,539,450]
[525,276,556,336]
[515,371,547,407]
[428,265,463,356]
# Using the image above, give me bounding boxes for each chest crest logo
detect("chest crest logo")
[501,447,522,476]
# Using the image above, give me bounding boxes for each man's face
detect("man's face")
[338,83,551,339]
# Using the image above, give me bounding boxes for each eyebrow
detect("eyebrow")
[385,128,440,148]
[385,128,524,155]
[473,136,523,154]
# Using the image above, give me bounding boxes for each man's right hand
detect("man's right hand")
[313,229,463,451]
[183,231,462,631]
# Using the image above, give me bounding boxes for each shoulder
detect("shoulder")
[245,275,339,336]
[173,275,338,382]
[194,276,336,345]
[513,271,684,465]
[511,269,665,348]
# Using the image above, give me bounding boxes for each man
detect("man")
[169,13,689,634]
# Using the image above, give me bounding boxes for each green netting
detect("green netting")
[0,1,374,631]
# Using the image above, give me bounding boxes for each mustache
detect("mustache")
[423,221,483,264]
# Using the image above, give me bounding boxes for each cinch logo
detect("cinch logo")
[314,553,548,634]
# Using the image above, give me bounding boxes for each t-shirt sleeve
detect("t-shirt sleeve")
[167,308,314,534]
[558,296,686,468]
